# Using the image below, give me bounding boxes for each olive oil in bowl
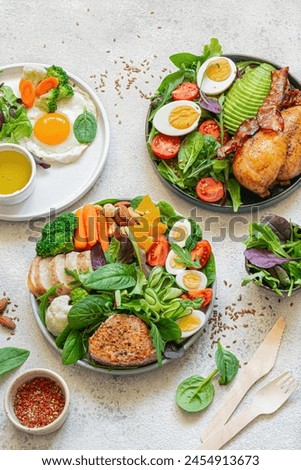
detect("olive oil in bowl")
[0,150,32,194]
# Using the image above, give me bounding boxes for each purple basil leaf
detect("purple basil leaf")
[91,242,106,270]
[198,94,222,114]
[244,248,291,269]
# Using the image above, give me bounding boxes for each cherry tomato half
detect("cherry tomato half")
[186,288,213,307]
[196,177,224,203]
[147,235,170,266]
[190,240,212,268]
[151,133,181,160]
[198,119,229,144]
[172,82,199,101]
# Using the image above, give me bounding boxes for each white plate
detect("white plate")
[0,63,110,221]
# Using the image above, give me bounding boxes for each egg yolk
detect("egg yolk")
[171,225,188,242]
[169,106,199,130]
[206,59,231,82]
[34,112,71,145]
[170,253,185,270]
[178,312,201,332]
[182,272,201,290]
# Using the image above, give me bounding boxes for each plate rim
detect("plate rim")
[145,54,301,213]
[0,62,110,222]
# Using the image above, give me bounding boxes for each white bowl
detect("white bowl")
[4,368,70,435]
[0,143,36,205]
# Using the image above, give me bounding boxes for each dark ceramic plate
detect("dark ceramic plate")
[145,54,301,213]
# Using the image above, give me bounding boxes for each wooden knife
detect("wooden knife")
[200,316,286,443]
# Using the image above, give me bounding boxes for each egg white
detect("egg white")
[176,270,207,292]
[197,57,236,96]
[24,86,97,164]
[177,310,207,338]
[168,219,191,247]
[165,249,186,275]
[153,100,201,136]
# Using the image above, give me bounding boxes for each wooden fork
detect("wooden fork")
[200,371,299,450]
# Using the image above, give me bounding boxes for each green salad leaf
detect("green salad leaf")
[62,330,85,365]
[73,108,97,143]
[170,37,222,70]
[0,347,30,376]
[176,374,215,412]
[0,85,33,143]
[68,295,113,329]
[215,343,239,385]
[82,263,137,291]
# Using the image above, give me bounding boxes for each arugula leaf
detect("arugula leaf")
[215,343,239,385]
[226,179,242,212]
[0,347,30,376]
[202,254,216,286]
[178,132,204,174]
[185,218,203,251]
[170,242,201,269]
[169,38,222,70]
[176,374,215,412]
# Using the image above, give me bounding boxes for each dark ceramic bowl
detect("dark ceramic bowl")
[145,54,301,213]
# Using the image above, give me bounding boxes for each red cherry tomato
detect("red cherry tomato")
[198,119,229,144]
[172,82,199,101]
[186,288,213,307]
[190,240,212,268]
[147,235,170,266]
[196,177,224,203]
[151,133,181,160]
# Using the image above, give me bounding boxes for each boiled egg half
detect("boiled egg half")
[176,270,207,292]
[153,100,201,136]
[165,249,186,275]
[177,310,206,338]
[169,219,191,247]
[197,57,236,96]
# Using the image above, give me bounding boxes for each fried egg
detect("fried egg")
[197,57,236,96]
[153,100,201,136]
[24,86,97,164]
[177,310,206,338]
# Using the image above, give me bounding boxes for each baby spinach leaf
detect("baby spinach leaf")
[202,253,216,286]
[68,295,113,329]
[130,195,144,209]
[156,318,182,342]
[157,200,182,228]
[55,325,72,349]
[82,263,137,291]
[0,347,30,376]
[169,52,200,69]
[178,132,204,174]
[215,343,239,385]
[62,330,85,365]
[226,179,242,213]
[38,284,61,324]
[149,322,165,367]
[176,374,215,412]
[104,237,120,264]
[73,108,97,144]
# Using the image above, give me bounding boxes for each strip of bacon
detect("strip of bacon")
[282,88,301,108]
[217,117,259,159]
[256,67,289,131]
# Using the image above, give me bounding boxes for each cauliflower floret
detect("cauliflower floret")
[22,65,47,87]
[45,295,71,337]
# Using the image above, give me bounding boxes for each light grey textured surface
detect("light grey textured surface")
[0,0,300,450]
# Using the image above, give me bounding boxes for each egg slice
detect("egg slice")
[153,100,201,136]
[197,57,237,96]
[24,86,97,164]
[177,310,206,338]
[169,219,191,247]
[165,249,186,275]
[176,270,207,292]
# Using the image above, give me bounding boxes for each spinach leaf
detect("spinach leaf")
[0,347,30,376]
[185,218,203,251]
[202,254,216,287]
[131,195,144,210]
[38,284,61,324]
[157,161,182,185]
[170,242,201,269]
[176,374,215,412]
[215,343,239,385]
[169,52,200,69]
[104,237,120,264]
[73,108,97,144]
[68,295,113,329]
[149,322,165,367]
[156,318,182,342]
[226,179,242,212]
[202,38,223,61]
[178,132,204,174]
[55,325,72,349]
[157,200,182,228]
[62,330,85,365]
[82,263,137,291]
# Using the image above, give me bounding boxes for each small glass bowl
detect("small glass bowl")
[4,368,70,435]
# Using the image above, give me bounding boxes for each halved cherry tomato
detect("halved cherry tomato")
[191,240,212,268]
[151,133,181,160]
[172,82,199,101]
[198,119,229,144]
[147,235,170,266]
[186,289,213,307]
[196,177,224,203]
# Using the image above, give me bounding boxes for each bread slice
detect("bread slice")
[27,256,44,297]
[89,314,157,367]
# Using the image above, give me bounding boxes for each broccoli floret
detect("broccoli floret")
[35,87,60,113]
[36,213,78,258]
[70,287,89,305]
[46,65,69,85]
[57,82,74,101]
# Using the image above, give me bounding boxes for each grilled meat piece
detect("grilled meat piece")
[277,106,301,182]
[256,67,288,132]
[217,117,259,159]
[89,314,157,367]
[282,89,301,109]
